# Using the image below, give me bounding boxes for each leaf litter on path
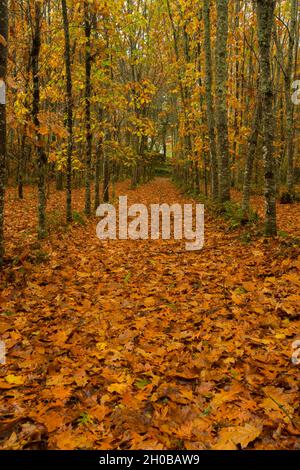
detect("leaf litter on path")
[0,178,299,450]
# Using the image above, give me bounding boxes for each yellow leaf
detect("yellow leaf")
[96,342,107,351]
[5,374,25,385]
[107,383,128,394]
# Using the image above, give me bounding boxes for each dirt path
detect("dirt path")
[0,178,299,450]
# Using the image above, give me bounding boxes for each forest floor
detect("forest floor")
[0,178,299,450]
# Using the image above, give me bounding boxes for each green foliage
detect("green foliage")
[239,231,253,245]
[77,412,94,426]
[1,310,15,317]
[47,210,65,232]
[72,211,86,226]
[124,272,132,284]
[155,165,172,177]
[219,202,259,230]
[278,230,289,239]
[135,377,152,389]
[32,250,50,265]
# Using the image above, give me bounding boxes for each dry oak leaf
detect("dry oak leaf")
[211,383,243,408]
[260,386,295,422]
[37,410,66,433]
[213,423,262,450]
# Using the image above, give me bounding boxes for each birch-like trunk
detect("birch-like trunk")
[256,0,277,236]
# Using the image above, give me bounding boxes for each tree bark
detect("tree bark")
[215,0,230,203]
[61,0,73,222]
[242,97,262,213]
[256,0,277,236]
[84,1,92,216]
[94,110,104,210]
[0,0,8,264]
[103,153,110,203]
[203,0,218,200]
[285,0,297,196]
[32,1,47,239]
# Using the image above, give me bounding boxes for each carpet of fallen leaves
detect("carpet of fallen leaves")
[232,188,300,236]
[0,178,299,450]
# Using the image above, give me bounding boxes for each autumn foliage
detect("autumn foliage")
[0,0,300,452]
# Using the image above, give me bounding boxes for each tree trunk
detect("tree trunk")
[84,1,92,216]
[17,56,31,201]
[203,0,218,200]
[242,98,262,213]
[61,0,73,222]
[32,1,47,239]
[256,0,277,236]
[103,154,110,203]
[95,110,104,210]
[286,0,297,196]
[0,0,8,264]
[215,0,230,203]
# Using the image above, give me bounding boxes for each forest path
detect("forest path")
[0,178,299,450]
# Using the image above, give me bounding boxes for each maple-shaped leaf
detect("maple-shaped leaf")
[38,410,66,433]
[214,423,262,450]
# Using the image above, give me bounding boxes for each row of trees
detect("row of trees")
[166,0,299,235]
[0,0,169,264]
[0,0,299,264]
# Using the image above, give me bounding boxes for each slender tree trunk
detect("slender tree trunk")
[61,0,73,222]
[0,0,8,264]
[232,0,241,188]
[17,137,24,199]
[286,0,297,196]
[215,0,230,203]
[103,154,110,203]
[242,98,262,213]
[84,1,92,216]
[203,0,218,200]
[32,1,47,239]
[17,58,31,200]
[56,172,64,190]
[256,0,277,236]
[94,109,104,210]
